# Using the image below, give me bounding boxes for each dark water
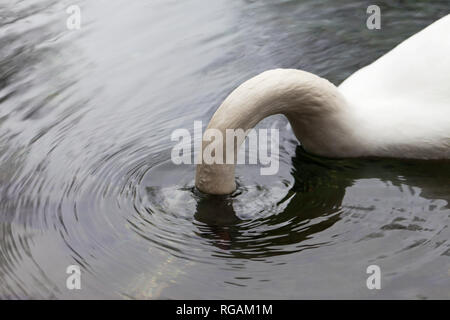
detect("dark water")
[0,0,449,299]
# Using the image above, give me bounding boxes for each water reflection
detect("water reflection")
[192,146,449,260]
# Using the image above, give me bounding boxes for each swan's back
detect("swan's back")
[338,14,450,159]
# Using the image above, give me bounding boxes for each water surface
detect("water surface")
[0,0,449,299]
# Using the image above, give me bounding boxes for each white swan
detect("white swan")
[195,14,450,195]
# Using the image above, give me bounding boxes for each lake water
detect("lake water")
[0,0,449,299]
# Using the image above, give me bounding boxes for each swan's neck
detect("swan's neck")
[195,69,357,195]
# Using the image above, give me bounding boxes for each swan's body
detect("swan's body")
[196,14,450,195]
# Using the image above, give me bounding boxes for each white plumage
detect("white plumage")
[196,15,450,194]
